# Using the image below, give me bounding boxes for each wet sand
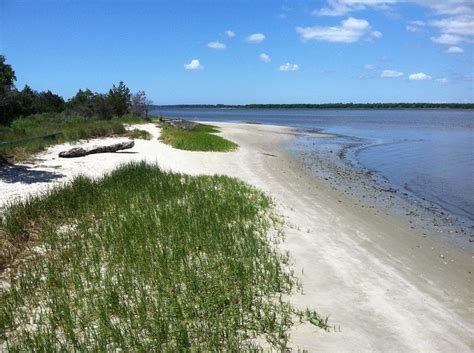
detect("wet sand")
[0,122,472,352]
[290,131,474,249]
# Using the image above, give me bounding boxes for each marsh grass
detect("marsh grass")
[0,113,147,161]
[0,162,327,350]
[159,123,238,152]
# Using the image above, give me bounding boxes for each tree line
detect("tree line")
[154,102,474,109]
[0,55,152,125]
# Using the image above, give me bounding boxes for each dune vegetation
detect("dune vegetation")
[159,123,238,152]
[0,162,327,351]
[0,113,151,162]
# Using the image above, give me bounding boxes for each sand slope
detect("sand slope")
[1,123,472,352]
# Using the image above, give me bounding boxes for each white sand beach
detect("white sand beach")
[1,122,472,352]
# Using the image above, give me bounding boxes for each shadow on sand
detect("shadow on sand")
[0,164,64,184]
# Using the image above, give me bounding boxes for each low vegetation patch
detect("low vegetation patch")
[0,113,147,161]
[125,128,152,140]
[0,162,327,350]
[159,123,238,152]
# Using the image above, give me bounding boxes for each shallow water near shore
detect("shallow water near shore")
[152,108,474,243]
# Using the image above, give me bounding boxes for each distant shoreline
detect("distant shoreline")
[151,103,474,110]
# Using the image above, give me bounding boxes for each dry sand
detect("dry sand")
[1,122,472,352]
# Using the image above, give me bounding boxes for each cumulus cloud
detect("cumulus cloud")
[431,33,464,45]
[414,0,474,16]
[364,64,375,70]
[296,17,380,43]
[207,41,226,49]
[224,30,235,38]
[313,0,474,17]
[184,59,203,70]
[447,46,464,53]
[246,33,266,43]
[313,0,474,45]
[409,72,431,80]
[278,63,299,72]
[259,53,271,63]
[381,70,403,78]
[406,20,426,32]
[371,30,382,38]
[313,0,401,17]
[429,16,474,45]
[430,16,474,36]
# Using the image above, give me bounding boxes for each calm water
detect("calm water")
[152,108,474,224]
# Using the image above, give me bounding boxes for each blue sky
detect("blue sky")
[1,0,473,104]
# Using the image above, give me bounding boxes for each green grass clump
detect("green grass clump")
[125,128,152,140]
[160,123,238,152]
[0,162,327,351]
[0,113,148,161]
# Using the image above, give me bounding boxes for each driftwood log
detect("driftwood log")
[59,141,135,158]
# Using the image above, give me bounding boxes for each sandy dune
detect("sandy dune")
[1,122,472,352]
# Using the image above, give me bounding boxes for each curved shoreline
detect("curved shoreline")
[0,122,472,351]
[289,127,474,250]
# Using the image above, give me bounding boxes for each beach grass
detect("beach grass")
[0,162,327,351]
[124,128,152,140]
[0,113,148,162]
[159,123,238,152]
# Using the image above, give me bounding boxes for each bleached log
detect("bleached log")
[59,141,134,158]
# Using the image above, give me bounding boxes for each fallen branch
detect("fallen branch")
[59,141,134,158]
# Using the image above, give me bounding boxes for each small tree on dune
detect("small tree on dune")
[108,81,131,117]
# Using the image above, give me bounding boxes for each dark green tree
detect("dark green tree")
[67,89,95,117]
[36,90,65,113]
[0,55,20,125]
[0,55,16,94]
[17,85,36,116]
[108,81,130,117]
[91,93,113,119]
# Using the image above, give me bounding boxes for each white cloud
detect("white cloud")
[278,63,299,72]
[312,0,474,50]
[413,0,474,16]
[430,16,474,36]
[207,41,226,49]
[313,0,401,17]
[371,30,382,38]
[447,46,464,53]
[296,17,380,43]
[410,20,426,26]
[224,30,235,38]
[184,59,203,70]
[313,1,351,16]
[259,53,271,63]
[409,72,432,81]
[313,1,474,17]
[429,16,474,45]
[435,78,448,84]
[246,33,266,43]
[406,20,427,33]
[431,33,463,45]
[381,69,403,78]
[364,64,375,70]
